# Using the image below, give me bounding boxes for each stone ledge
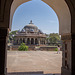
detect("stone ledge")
[61,34,71,40]
[61,33,75,40]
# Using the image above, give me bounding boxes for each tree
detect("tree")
[18,43,28,51]
[46,33,61,45]
[8,30,18,43]
[9,30,18,35]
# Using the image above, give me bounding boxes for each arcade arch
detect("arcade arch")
[9,1,71,75]
[10,0,71,35]
[0,0,74,75]
[31,38,34,45]
[27,38,30,45]
[35,38,38,45]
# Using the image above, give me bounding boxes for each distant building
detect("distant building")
[13,20,46,46]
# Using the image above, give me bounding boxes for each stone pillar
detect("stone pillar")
[41,39,43,45]
[24,38,25,43]
[15,38,17,44]
[42,38,44,45]
[20,38,22,43]
[61,34,71,75]
[40,39,41,45]
[22,38,23,43]
[30,38,31,45]
[25,38,27,45]
[14,38,16,45]
[19,38,21,44]
[13,38,16,45]
[15,38,18,45]
[18,38,20,45]
[0,28,8,75]
[23,38,25,43]
[34,38,35,45]
[38,38,40,45]
[18,39,19,45]
[45,39,46,45]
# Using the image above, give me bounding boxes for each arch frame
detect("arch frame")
[0,0,75,75]
[9,0,71,35]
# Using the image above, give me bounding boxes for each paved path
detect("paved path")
[7,51,62,75]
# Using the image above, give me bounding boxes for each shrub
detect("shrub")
[55,48,58,51]
[18,43,28,51]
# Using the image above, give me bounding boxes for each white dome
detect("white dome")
[24,20,38,29]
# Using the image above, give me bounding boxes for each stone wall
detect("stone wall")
[7,45,58,51]
[7,45,36,51]
[40,47,57,51]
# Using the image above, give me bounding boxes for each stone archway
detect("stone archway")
[10,0,71,35]
[20,38,22,44]
[31,38,34,45]
[35,38,38,45]
[10,4,72,74]
[27,38,30,45]
[23,38,25,43]
[16,39,18,44]
[9,0,72,75]
[10,0,71,74]
[0,0,75,75]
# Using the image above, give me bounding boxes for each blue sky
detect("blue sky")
[12,0,59,34]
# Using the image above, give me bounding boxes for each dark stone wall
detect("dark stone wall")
[0,28,8,75]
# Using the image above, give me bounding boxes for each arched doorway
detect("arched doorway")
[0,0,75,75]
[9,0,71,75]
[10,0,71,35]
[23,38,25,43]
[27,38,30,45]
[16,39,18,44]
[31,38,34,45]
[35,38,38,45]
[20,38,22,44]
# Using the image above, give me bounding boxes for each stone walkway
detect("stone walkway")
[7,51,62,75]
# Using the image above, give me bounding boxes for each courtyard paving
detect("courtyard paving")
[7,51,62,75]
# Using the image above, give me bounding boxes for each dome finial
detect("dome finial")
[29,20,33,24]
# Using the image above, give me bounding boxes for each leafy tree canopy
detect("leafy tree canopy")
[8,30,18,43]
[9,30,18,36]
[46,33,61,44]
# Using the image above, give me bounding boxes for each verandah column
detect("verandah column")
[38,38,40,45]
[34,38,35,45]
[64,0,75,74]
[61,34,71,75]
[0,28,8,75]
[30,38,31,45]
[25,38,27,45]
[45,39,46,45]
[18,38,20,45]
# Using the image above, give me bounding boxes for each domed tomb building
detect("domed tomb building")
[13,20,46,46]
